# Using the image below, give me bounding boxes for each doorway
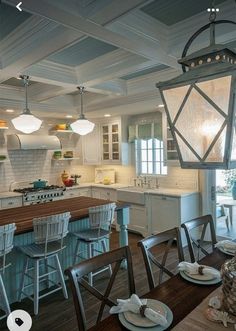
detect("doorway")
[215,169,236,239]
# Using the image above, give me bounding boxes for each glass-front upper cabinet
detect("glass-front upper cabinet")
[102,123,120,163]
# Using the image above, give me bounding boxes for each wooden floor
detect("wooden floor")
[0,230,206,331]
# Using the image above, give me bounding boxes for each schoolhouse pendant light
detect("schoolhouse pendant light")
[70,86,95,135]
[11,75,42,134]
[156,9,236,169]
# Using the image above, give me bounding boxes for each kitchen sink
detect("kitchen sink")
[117,187,145,205]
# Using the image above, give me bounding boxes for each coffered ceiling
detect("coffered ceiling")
[0,0,235,120]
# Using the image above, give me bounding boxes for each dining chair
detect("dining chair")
[138,227,184,290]
[65,245,135,331]
[181,214,217,263]
[0,223,16,319]
[72,203,116,286]
[18,212,70,315]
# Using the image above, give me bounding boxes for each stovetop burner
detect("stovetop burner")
[14,185,64,194]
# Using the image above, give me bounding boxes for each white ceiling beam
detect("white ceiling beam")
[3,0,178,68]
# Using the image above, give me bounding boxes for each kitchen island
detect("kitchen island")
[0,196,130,304]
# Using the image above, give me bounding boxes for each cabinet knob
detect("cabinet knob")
[161,196,167,200]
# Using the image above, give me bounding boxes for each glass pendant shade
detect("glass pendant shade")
[70,117,95,135]
[156,19,236,169]
[11,75,42,134]
[11,113,42,134]
[71,86,95,135]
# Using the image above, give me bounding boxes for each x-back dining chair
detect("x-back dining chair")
[181,214,217,262]
[65,246,135,331]
[138,227,184,290]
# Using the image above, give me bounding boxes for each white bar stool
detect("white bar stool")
[18,212,70,315]
[0,223,16,319]
[72,203,116,286]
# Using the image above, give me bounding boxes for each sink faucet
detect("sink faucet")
[155,178,159,189]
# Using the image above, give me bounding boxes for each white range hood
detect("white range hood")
[7,134,61,150]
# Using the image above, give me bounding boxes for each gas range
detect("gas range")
[14,185,65,205]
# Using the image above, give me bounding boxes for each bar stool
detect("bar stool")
[0,223,16,319]
[18,212,70,315]
[72,203,116,286]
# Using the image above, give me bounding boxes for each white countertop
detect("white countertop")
[117,186,199,197]
[66,183,128,190]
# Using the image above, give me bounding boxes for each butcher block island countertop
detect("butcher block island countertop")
[0,196,129,234]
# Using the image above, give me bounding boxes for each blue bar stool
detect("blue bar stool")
[72,203,116,286]
[18,212,70,315]
[0,223,16,319]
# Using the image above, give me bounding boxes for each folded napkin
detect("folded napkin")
[110,294,167,326]
[215,240,236,252]
[178,261,220,278]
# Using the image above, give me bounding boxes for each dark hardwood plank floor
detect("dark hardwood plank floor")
[0,231,208,331]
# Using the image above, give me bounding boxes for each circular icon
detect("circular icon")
[7,310,32,331]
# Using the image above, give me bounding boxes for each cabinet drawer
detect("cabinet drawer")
[1,197,22,209]
[64,190,80,198]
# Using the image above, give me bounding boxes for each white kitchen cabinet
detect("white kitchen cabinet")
[91,187,117,201]
[162,113,179,166]
[100,117,130,165]
[101,122,120,164]
[82,124,101,165]
[64,187,91,199]
[148,193,200,244]
[129,204,148,237]
[0,196,23,209]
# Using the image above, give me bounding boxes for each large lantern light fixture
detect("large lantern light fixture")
[70,86,95,135]
[156,9,236,169]
[11,75,42,134]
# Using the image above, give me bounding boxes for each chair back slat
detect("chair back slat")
[138,227,184,290]
[0,223,16,272]
[89,203,116,230]
[181,214,217,262]
[33,212,70,255]
[65,246,135,331]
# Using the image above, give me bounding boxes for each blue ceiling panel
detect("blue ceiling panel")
[140,0,228,26]
[121,64,169,80]
[0,3,31,41]
[47,37,117,67]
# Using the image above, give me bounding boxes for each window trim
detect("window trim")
[135,138,167,176]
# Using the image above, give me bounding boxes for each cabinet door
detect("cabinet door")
[91,189,101,199]
[82,124,101,165]
[78,188,91,197]
[1,197,23,209]
[64,189,80,198]
[128,205,148,237]
[101,122,121,164]
[150,195,180,233]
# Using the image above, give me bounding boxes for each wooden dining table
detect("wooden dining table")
[89,248,229,331]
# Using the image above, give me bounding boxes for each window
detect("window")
[135,138,167,175]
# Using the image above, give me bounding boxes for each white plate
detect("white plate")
[217,245,235,256]
[124,299,167,327]
[180,269,221,285]
[119,301,173,331]
[183,265,218,281]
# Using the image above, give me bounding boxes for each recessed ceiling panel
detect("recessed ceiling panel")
[140,0,228,26]
[0,3,31,41]
[121,64,169,80]
[47,37,117,67]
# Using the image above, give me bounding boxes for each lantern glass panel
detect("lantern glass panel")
[230,123,236,161]
[175,132,199,162]
[175,87,225,159]
[205,126,226,162]
[163,85,190,121]
[196,75,231,114]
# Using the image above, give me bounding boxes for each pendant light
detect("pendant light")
[11,75,42,134]
[156,7,236,169]
[70,86,95,135]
